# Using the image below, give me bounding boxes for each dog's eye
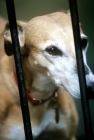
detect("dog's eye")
[81,37,88,49]
[45,46,62,56]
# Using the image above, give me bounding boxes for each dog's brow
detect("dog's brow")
[42,40,56,49]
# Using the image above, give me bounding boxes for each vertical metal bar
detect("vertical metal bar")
[5,0,33,140]
[68,0,93,139]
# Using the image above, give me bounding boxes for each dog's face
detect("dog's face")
[4,12,94,99]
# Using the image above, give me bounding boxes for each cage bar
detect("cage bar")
[5,0,33,140]
[68,0,94,139]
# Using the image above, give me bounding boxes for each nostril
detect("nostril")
[81,36,88,49]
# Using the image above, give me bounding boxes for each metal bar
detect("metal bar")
[68,0,94,139]
[5,0,33,140]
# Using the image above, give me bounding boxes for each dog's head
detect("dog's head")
[4,12,94,99]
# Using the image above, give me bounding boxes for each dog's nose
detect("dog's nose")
[87,85,94,99]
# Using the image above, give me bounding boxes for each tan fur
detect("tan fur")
[0,12,79,140]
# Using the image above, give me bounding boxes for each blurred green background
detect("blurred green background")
[0,0,94,139]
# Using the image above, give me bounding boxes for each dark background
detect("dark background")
[0,0,94,138]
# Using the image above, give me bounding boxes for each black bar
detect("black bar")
[68,0,93,139]
[5,0,33,140]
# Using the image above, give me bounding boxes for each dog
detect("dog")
[0,11,94,140]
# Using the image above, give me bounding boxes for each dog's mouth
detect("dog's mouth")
[86,85,94,99]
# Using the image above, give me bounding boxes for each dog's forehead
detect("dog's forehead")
[25,12,78,57]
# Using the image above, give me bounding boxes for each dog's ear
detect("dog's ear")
[4,21,26,56]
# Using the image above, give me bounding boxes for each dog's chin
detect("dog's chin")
[58,84,81,99]
[69,92,81,99]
